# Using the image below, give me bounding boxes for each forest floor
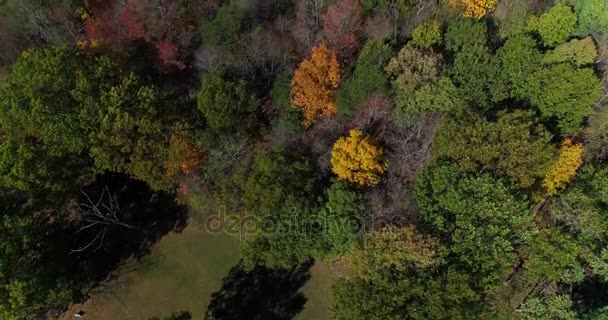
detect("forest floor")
[59,209,336,320]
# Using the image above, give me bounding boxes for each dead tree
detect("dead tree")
[71,186,134,254]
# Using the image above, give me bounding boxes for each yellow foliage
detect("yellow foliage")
[76,39,99,50]
[543,138,584,195]
[291,43,340,126]
[452,0,498,19]
[330,129,387,186]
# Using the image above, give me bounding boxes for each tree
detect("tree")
[543,37,598,67]
[525,63,602,134]
[386,44,446,119]
[88,74,172,191]
[330,129,388,187]
[524,228,583,283]
[570,0,608,35]
[200,3,244,46]
[520,294,577,320]
[197,74,258,133]
[291,43,341,126]
[336,39,391,118]
[411,20,442,49]
[493,34,542,101]
[543,138,584,195]
[414,163,532,291]
[450,43,497,108]
[220,148,320,269]
[433,111,556,188]
[444,18,488,52]
[165,129,204,179]
[322,0,362,54]
[451,0,497,19]
[532,3,577,47]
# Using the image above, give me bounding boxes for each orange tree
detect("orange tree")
[544,138,584,195]
[330,129,387,186]
[291,43,340,126]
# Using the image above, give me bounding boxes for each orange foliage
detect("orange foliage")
[291,43,341,126]
[165,132,204,178]
[452,0,498,19]
[331,129,387,186]
[543,138,584,195]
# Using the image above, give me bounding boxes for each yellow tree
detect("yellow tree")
[331,129,388,186]
[452,0,498,19]
[291,43,340,126]
[543,138,584,195]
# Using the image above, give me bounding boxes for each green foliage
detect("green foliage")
[520,294,576,320]
[570,0,608,35]
[450,43,497,108]
[315,180,364,258]
[221,148,319,268]
[543,37,598,66]
[445,18,488,52]
[411,21,442,48]
[201,3,244,46]
[89,74,171,191]
[433,111,555,188]
[337,39,391,119]
[414,163,531,291]
[533,3,577,47]
[197,74,258,133]
[525,63,602,134]
[386,44,457,122]
[524,229,583,284]
[493,34,542,101]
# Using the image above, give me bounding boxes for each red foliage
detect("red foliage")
[157,40,178,64]
[322,0,362,54]
[118,5,145,40]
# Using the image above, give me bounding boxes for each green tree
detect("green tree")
[197,74,258,133]
[221,148,319,268]
[532,3,577,47]
[200,3,244,46]
[524,228,583,284]
[444,18,488,52]
[570,0,608,35]
[433,111,556,188]
[336,39,391,118]
[525,63,602,134]
[414,163,532,291]
[450,43,498,108]
[88,74,171,191]
[543,37,598,67]
[520,294,577,320]
[493,34,542,101]
[411,20,442,48]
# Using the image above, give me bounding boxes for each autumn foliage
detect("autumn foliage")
[544,138,584,195]
[452,0,498,19]
[331,129,388,186]
[322,0,362,54]
[165,132,204,178]
[292,43,341,126]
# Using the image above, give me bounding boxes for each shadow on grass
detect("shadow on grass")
[148,310,192,320]
[71,173,189,299]
[204,261,312,320]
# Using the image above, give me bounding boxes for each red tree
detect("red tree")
[322,0,362,54]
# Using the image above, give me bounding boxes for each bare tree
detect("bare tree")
[71,187,134,254]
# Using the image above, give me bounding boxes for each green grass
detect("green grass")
[60,217,336,320]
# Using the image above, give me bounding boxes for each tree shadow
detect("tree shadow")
[147,310,192,320]
[204,261,312,320]
[71,173,189,294]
